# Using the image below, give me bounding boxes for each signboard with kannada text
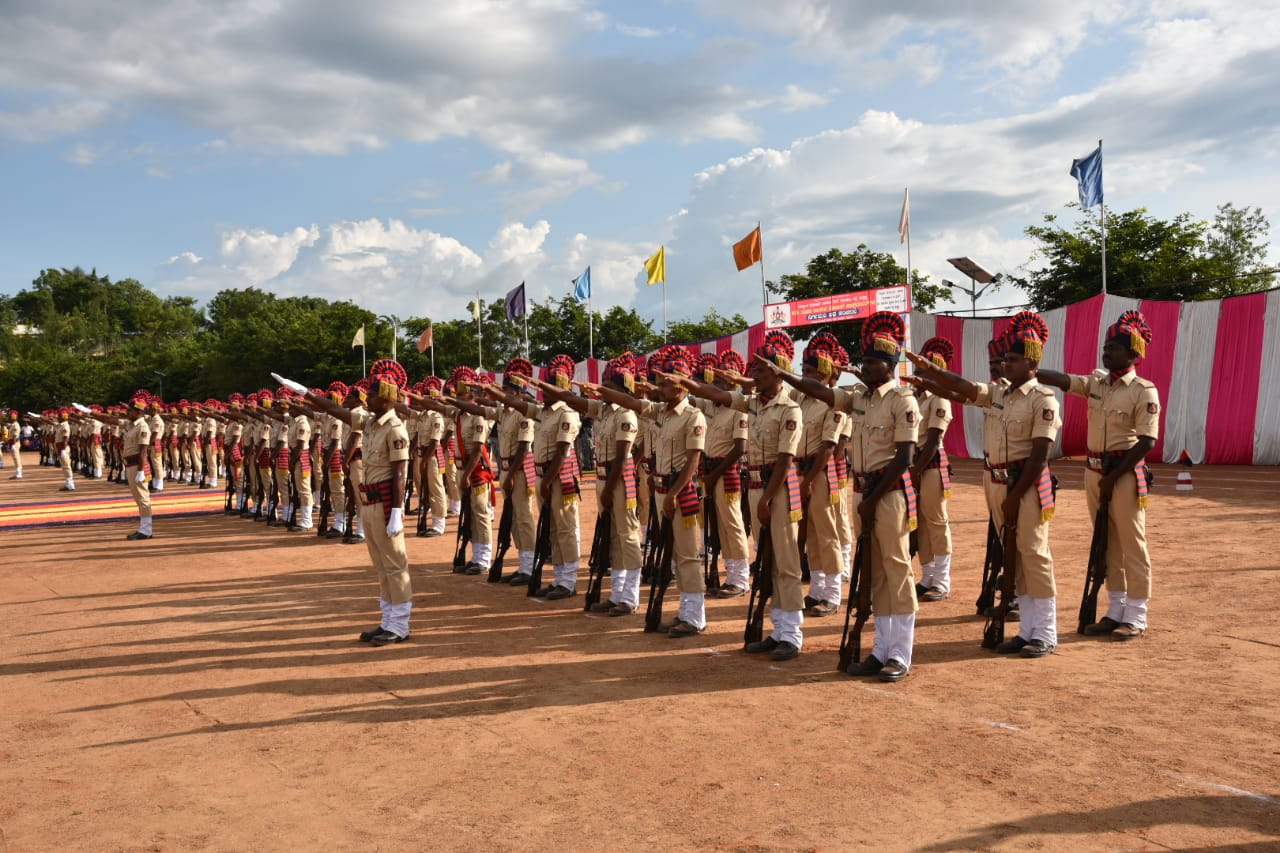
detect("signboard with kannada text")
[763,285,911,330]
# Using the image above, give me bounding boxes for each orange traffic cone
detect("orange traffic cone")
[1176,450,1193,491]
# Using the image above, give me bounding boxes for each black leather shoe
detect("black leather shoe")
[358,625,384,643]
[588,600,616,613]
[1084,616,1121,635]
[546,585,576,600]
[325,528,344,540]
[534,584,555,598]
[915,582,928,596]
[806,601,838,617]
[1020,639,1055,658]
[996,636,1029,654]
[847,654,884,677]
[607,603,635,616]
[745,637,780,654]
[920,586,948,602]
[424,528,443,537]
[452,563,469,574]
[803,595,819,609]
[771,641,800,661]
[716,584,747,599]
[369,629,408,646]
[464,562,484,576]
[125,531,152,541]
[505,572,532,586]
[344,534,365,544]
[878,659,910,682]
[669,621,705,638]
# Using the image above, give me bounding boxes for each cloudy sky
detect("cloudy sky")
[2,0,1276,327]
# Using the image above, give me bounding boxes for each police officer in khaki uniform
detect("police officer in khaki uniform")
[908,311,1062,658]
[795,333,848,617]
[296,361,412,644]
[911,337,957,602]
[121,391,154,539]
[289,401,315,530]
[4,411,23,478]
[535,352,644,615]
[412,377,449,537]
[687,351,751,597]
[1037,310,1159,640]
[442,366,498,575]
[54,408,75,490]
[492,360,538,582]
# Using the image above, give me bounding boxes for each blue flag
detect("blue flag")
[1070,144,1104,209]
[505,281,526,321]
[572,266,591,303]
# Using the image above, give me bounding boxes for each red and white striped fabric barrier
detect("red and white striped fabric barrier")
[908,290,1280,466]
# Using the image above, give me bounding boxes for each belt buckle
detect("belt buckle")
[990,469,1009,484]
[854,474,869,492]
[1087,457,1103,471]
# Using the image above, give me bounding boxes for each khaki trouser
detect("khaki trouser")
[295,460,313,508]
[204,439,217,480]
[8,443,20,469]
[444,456,459,504]
[853,489,917,616]
[665,500,704,594]
[987,473,1056,599]
[91,444,105,474]
[469,481,494,550]
[635,467,651,531]
[360,501,412,604]
[328,469,345,515]
[549,479,580,566]
[804,482,844,577]
[606,475,644,570]
[425,453,447,522]
[836,478,852,549]
[127,465,153,518]
[509,468,537,552]
[747,484,803,612]
[58,445,73,478]
[1085,468,1152,599]
[916,467,952,565]
[711,478,749,561]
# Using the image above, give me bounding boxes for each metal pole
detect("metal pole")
[588,296,594,361]
[361,344,366,377]
[971,276,977,318]
[524,313,529,359]
[1098,139,1107,296]
[476,291,483,369]
[662,280,668,343]
[757,220,766,312]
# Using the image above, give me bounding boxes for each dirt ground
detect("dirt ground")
[1,451,1278,852]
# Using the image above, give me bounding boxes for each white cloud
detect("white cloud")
[220,225,321,282]
[0,99,113,143]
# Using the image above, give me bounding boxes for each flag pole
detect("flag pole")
[476,290,483,369]
[904,188,913,291]
[1098,139,1108,295]
[430,331,435,377]
[757,220,766,312]
[662,280,668,343]
[588,294,594,361]
[361,341,366,376]
[523,312,529,359]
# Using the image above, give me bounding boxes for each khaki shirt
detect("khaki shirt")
[982,377,1011,460]
[586,399,638,464]
[226,420,244,442]
[797,392,843,458]
[692,398,749,459]
[460,411,492,451]
[833,382,920,473]
[150,414,165,442]
[55,421,70,445]
[497,406,534,461]
[288,414,312,448]
[973,378,1061,464]
[124,416,151,457]
[729,387,801,466]
[533,401,580,465]
[638,397,705,477]
[1067,371,1160,452]
[916,390,954,447]
[359,409,410,484]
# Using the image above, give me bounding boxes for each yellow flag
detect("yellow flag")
[471,300,481,320]
[644,245,665,285]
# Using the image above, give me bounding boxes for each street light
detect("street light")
[945,257,999,318]
[153,369,166,401]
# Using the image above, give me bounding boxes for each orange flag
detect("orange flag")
[732,226,762,271]
[416,325,433,353]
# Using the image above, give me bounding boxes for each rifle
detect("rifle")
[488,490,514,582]
[342,473,357,540]
[643,515,675,632]
[285,462,301,530]
[975,517,1002,615]
[982,523,1019,649]
[453,490,472,570]
[703,487,721,593]
[584,508,612,610]
[416,454,430,536]
[526,493,553,597]
[266,461,281,525]
[1077,498,1110,633]
[403,463,415,515]
[798,489,811,584]
[224,456,236,512]
[316,461,332,536]
[640,484,660,585]
[837,532,873,671]
[743,525,774,646]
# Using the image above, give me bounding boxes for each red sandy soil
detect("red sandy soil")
[1,450,1278,852]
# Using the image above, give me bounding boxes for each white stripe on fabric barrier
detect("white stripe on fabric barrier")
[1164,300,1221,464]
[731,329,750,357]
[1095,295,1142,358]
[961,318,995,459]
[1040,305,1068,458]
[910,311,936,352]
[1253,289,1280,465]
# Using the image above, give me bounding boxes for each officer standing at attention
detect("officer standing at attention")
[1036,310,1159,641]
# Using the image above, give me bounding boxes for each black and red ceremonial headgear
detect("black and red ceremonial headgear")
[1004,311,1049,361]
[504,357,534,389]
[1105,310,1152,358]
[9,409,19,420]
[697,352,718,384]
[228,392,245,409]
[351,379,370,403]
[130,390,151,411]
[861,312,906,364]
[803,331,842,377]
[258,388,275,408]
[548,354,576,389]
[326,381,349,403]
[756,329,795,371]
[920,336,956,369]
[449,365,478,394]
[655,345,693,378]
[717,350,746,376]
[421,376,442,397]
[603,351,636,392]
[477,371,496,386]
[987,335,1009,360]
[369,358,408,401]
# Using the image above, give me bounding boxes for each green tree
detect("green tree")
[1012,203,1274,310]
[766,246,946,358]
[667,309,750,344]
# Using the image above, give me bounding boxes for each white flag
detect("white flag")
[898,188,910,245]
[351,324,365,348]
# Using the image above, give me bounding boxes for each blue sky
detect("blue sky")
[2,0,1276,328]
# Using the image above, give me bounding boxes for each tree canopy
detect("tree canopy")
[1012,203,1274,310]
